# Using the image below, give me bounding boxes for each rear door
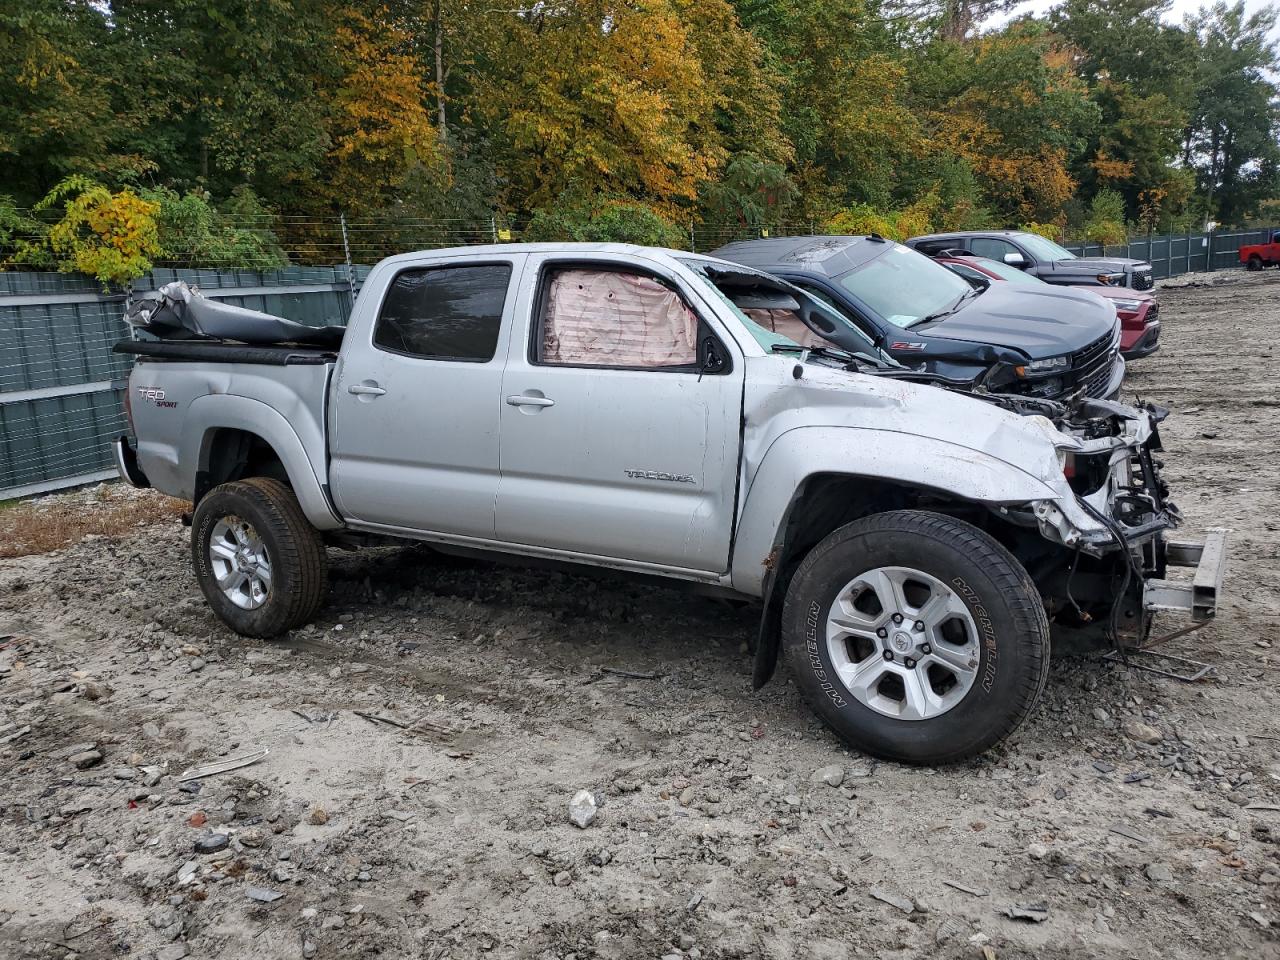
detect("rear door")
[329,254,525,536]
[494,255,743,574]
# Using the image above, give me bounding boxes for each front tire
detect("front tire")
[781,510,1050,764]
[192,477,328,638]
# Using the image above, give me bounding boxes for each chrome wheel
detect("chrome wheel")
[825,566,980,720]
[208,515,272,610]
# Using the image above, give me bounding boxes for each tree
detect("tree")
[1184,2,1280,224]
[142,186,288,269]
[100,0,334,198]
[524,192,687,246]
[315,5,446,217]
[913,24,1098,223]
[21,176,162,286]
[887,0,1022,42]
[734,0,919,214]
[0,1,125,205]
[478,0,753,213]
[1049,0,1198,215]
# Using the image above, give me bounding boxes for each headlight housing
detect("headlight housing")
[1019,354,1069,376]
[1108,298,1143,312]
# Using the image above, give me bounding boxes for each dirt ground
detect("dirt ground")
[1,271,1278,960]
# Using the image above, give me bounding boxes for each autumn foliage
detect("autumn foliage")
[1,0,1277,273]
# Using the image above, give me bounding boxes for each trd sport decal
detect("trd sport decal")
[137,387,178,409]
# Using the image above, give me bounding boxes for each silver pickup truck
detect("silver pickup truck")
[114,243,1226,763]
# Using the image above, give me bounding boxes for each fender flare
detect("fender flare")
[732,426,1059,687]
[183,395,342,530]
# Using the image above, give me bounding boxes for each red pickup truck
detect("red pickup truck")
[1239,232,1280,269]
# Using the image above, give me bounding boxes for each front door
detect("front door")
[495,259,742,574]
[329,255,524,536]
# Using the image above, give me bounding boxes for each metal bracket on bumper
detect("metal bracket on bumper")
[1105,528,1229,682]
[1144,527,1228,622]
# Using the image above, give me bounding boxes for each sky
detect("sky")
[995,0,1280,36]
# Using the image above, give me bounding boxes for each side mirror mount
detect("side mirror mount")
[700,336,727,374]
[1004,252,1028,268]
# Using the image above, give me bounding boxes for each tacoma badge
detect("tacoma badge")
[624,469,696,483]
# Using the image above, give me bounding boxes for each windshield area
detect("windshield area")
[679,259,891,365]
[837,244,974,328]
[1017,233,1077,262]
[971,256,1045,285]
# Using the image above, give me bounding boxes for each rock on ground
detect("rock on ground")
[0,273,1276,959]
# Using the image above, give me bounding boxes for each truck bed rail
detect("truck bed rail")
[113,339,337,366]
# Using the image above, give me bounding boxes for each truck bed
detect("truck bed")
[114,339,338,366]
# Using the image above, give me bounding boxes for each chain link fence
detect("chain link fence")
[1,221,1272,499]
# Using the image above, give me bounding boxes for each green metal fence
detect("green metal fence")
[0,266,365,498]
[0,226,1272,499]
[1064,227,1276,278]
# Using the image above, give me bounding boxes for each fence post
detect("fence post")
[490,216,498,244]
[1206,228,1214,273]
[689,221,695,253]
[339,213,357,316]
[1186,228,1192,274]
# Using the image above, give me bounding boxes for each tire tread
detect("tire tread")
[782,509,1050,764]
[193,477,327,637]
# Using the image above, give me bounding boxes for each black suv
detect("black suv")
[906,230,1154,291]
[712,235,1124,402]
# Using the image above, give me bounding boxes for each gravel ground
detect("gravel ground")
[1,272,1278,960]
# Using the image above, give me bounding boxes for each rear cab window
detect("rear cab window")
[373,263,513,361]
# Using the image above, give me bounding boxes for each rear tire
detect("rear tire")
[192,477,327,638]
[1248,254,1263,271]
[781,510,1050,764]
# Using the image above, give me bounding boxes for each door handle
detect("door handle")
[506,394,555,408]
[348,383,387,396]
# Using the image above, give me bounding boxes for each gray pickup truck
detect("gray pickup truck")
[114,243,1226,763]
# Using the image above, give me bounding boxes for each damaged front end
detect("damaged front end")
[984,395,1227,654]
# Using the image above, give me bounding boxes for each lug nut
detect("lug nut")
[913,620,925,631]
[882,650,894,662]
[876,627,888,638]
[904,657,917,669]
[921,643,933,655]
[892,613,904,625]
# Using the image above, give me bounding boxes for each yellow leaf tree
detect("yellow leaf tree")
[317,5,446,216]
[477,0,732,213]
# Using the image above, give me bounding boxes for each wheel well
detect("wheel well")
[771,474,993,568]
[752,473,1042,688]
[195,428,291,504]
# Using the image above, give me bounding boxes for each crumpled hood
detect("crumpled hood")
[915,283,1118,359]
[744,357,1076,488]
